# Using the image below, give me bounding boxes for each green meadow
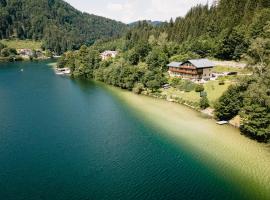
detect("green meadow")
[0,39,42,50]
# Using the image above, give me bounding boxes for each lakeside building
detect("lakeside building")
[100,50,118,60]
[168,59,216,81]
[17,49,45,59]
[17,49,34,57]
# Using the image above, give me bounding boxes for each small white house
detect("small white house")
[100,51,118,60]
[18,49,33,57]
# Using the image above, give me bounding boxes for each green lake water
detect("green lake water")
[0,61,268,200]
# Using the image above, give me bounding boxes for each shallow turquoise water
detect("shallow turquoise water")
[0,61,247,199]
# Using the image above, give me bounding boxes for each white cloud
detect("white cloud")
[65,0,211,23]
[106,1,141,23]
[107,3,123,12]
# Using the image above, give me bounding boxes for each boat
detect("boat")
[55,67,70,75]
[216,121,228,125]
[21,69,24,72]
[55,71,65,75]
[63,69,71,74]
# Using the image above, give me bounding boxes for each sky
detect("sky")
[65,0,210,23]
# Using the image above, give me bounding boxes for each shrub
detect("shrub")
[132,83,144,94]
[214,85,244,120]
[180,80,196,92]
[219,79,225,85]
[195,84,205,92]
[0,42,7,51]
[169,77,182,87]
[200,96,210,109]
[1,48,10,57]
[15,56,23,61]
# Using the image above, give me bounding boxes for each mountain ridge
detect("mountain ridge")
[0,0,127,53]
[129,20,164,27]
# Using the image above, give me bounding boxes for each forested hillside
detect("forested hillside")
[123,0,270,61]
[0,0,127,54]
[58,0,270,142]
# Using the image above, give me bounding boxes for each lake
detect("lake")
[0,61,269,200]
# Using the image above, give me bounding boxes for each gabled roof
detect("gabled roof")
[167,62,183,68]
[101,50,118,55]
[187,59,215,69]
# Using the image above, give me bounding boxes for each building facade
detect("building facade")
[100,51,118,60]
[168,59,215,80]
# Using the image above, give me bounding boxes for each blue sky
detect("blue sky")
[65,0,210,23]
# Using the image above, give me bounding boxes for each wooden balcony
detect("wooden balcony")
[169,68,198,75]
[180,65,196,70]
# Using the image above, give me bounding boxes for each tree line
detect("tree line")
[122,0,270,61]
[215,22,270,142]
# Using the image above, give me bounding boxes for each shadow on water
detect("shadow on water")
[0,61,268,200]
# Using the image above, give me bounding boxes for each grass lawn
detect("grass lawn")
[204,81,231,105]
[0,39,42,50]
[161,80,231,107]
[213,65,252,74]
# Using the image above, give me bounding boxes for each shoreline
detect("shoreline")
[147,92,241,128]
[105,85,270,200]
[0,56,60,63]
[132,89,239,128]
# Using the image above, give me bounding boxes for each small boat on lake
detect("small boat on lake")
[216,121,228,125]
[55,71,65,75]
[55,68,71,75]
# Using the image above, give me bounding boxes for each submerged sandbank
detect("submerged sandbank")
[47,62,57,68]
[106,86,270,200]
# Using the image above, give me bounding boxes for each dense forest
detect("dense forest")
[0,0,127,54]
[121,0,270,61]
[58,0,270,142]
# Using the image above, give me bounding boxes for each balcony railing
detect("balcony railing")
[169,68,198,75]
[180,65,196,70]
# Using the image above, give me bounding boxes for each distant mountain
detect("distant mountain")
[129,20,164,27]
[0,0,127,54]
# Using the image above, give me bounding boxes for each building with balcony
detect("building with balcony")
[168,59,215,80]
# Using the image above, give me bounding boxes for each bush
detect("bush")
[146,80,161,91]
[200,96,210,109]
[15,56,23,61]
[195,84,205,92]
[0,42,7,51]
[7,56,14,62]
[169,77,182,87]
[179,80,196,92]
[133,83,144,94]
[219,79,225,85]
[1,48,17,57]
[45,50,53,58]
[214,85,244,120]
[1,48,10,57]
